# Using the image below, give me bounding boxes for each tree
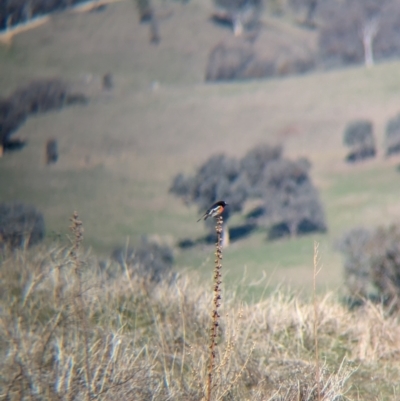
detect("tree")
[343,120,376,163]
[46,139,58,164]
[240,143,282,195]
[0,98,27,153]
[212,0,262,36]
[385,113,400,156]
[256,158,327,237]
[170,144,327,244]
[170,154,248,246]
[135,0,160,44]
[319,0,400,68]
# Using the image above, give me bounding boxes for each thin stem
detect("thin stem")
[313,241,321,401]
[70,212,92,401]
[207,216,223,401]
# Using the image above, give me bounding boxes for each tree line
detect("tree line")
[4,0,400,79]
[0,78,87,155]
[207,0,400,81]
[0,0,91,31]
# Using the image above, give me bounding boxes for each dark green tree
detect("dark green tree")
[256,158,327,237]
[343,120,376,162]
[385,113,400,156]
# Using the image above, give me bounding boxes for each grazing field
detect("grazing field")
[1,0,400,293]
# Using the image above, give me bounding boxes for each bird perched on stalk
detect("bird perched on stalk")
[197,201,228,222]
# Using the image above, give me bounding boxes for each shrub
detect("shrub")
[135,0,153,22]
[46,138,59,164]
[0,202,45,250]
[338,227,373,298]
[111,238,174,282]
[102,72,114,90]
[343,120,376,162]
[385,113,400,156]
[340,224,400,310]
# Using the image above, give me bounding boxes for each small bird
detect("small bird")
[197,201,228,222]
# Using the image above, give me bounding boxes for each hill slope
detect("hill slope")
[1,0,400,291]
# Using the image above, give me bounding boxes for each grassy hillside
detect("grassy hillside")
[1,0,400,292]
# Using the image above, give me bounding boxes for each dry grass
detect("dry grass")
[1,220,400,400]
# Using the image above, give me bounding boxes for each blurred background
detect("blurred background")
[2,0,400,298]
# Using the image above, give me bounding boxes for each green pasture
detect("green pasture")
[1,0,400,292]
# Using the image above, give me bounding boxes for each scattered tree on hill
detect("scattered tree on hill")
[135,0,153,22]
[340,224,400,311]
[319,0,400,68]
[46,139,58,164]
[170,154,248,246]
[135,0,160,44]
[0,202,45,250]
[170,144,327,244]
[212,0,262,36]
[0,98,27,155]
[343,120,376,163]
[258,158,327,237]
[385,113,400,156]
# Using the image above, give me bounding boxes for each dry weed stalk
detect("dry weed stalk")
[207,215,223,401]
[69,211,92,401]
[313,241,321,401]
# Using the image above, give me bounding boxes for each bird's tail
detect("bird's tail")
[197,214,206,222]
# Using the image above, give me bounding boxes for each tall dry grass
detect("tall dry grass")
[1,219,400,399]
